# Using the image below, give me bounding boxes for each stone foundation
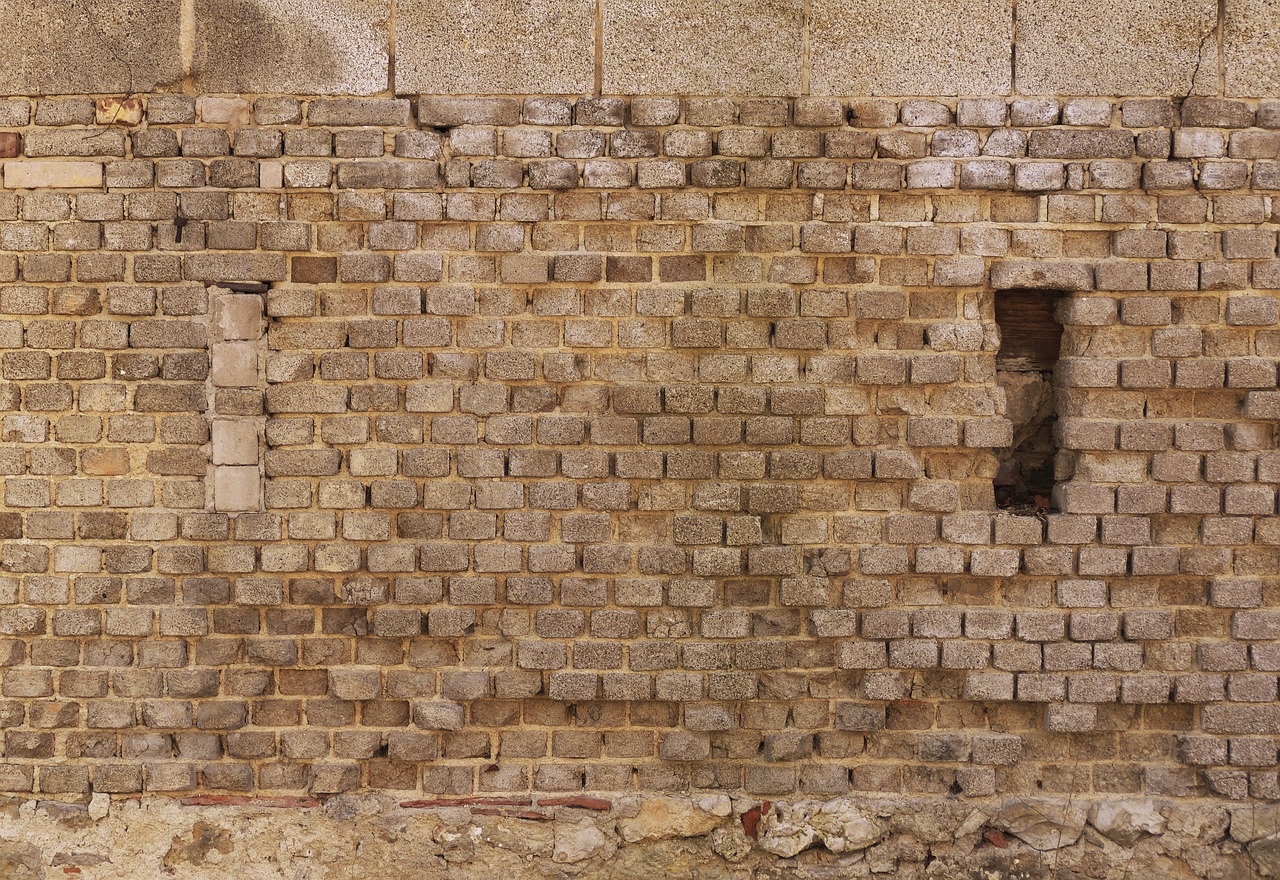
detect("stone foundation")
[0,792,1272,878]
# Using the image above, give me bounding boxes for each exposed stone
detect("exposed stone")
[710,825,754,862]
[0,840,42,878]
[617,797,725,843]
[1087,800,1166,846]
[1229,804,1280,843]
[995,799,1087,851]
[163,821,233,867]
[553,818,615,863]
[1252,835,1280,878]
[88,792,111,821]
[757,800,883,857]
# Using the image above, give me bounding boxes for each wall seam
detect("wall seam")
[1217,0,1226,97]
[595,0,604,96]
[1009,0,1018,96]
[388,0,398,97]
[180,0,195,93]
[801,0,811,96]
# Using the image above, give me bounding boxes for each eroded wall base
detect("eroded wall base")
[0,792,1270,878]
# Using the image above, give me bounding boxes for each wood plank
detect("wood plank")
[995,290,1063,371]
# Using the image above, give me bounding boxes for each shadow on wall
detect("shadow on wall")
[191,0,338,93]
[189,0,385,96]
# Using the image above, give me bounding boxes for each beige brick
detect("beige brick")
[211,343,258,388]
[4,161,103,189]
[212,421,260,467]
[214,466,260,513]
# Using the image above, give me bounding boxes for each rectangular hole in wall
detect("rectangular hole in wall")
[994,289,1065,512]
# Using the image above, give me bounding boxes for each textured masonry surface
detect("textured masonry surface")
[6,84,1280,875]
[0,90,1279,804]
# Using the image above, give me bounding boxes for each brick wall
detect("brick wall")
[0,90,1276,807]
[2,0,1280,874]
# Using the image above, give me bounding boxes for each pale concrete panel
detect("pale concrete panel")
[193,0,390,96]
[3,162,104,190]
[1016,0,1218,96]
[0,0,182,95]
[1225,0,1280,97]
[810,0,1011,97]
[603,0,804,96]
[395,0,595,95]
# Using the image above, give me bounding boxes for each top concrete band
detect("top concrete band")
[4,0,1278,98]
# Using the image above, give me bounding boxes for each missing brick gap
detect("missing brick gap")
[208,281,273,294]
[994,289,1065,513]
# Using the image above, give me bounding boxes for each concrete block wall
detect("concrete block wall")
[4,0,1277,98]
[0,1,1277,876]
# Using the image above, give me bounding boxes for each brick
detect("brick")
[308,99,411,127]
[4,161,103,189]
[990,260,1094,291]
[1028,130,1135,159]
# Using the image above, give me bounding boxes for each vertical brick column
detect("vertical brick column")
[208,287,266,512]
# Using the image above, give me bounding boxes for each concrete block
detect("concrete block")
[211,343,258,388]
[396,0,594,94]
[214,294,264,342]
[212,421,260,466]
[214,466,261,513]
[810,0,1012,96]
[3,162,103,189]
[0,0,182,95]
[603,0,804,96]
[1225,0,1280,97]
[192,0,390,95]
[1015,0,1218,96]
